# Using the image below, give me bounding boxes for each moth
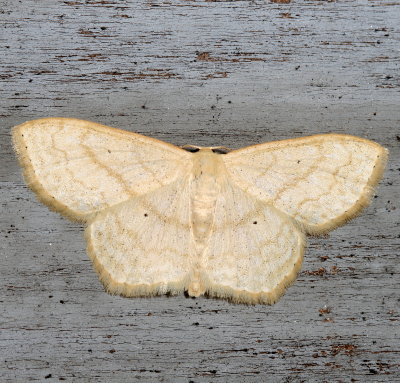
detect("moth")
[12,118,387,304]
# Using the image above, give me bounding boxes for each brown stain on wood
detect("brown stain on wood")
[280,12,294,19]
[196,51,265,63]
[304,267,327,276]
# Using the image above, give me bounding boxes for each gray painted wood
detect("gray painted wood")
[1,0,399,381]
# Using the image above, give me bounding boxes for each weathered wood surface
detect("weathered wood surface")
[1,0,399,381]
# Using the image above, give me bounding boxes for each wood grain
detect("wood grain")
[1,0,399,381]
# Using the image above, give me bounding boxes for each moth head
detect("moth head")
[181,145,231,154]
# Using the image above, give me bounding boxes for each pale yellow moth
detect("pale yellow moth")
[12,118,387,304]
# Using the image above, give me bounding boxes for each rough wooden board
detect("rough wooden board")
[1,0,399,382]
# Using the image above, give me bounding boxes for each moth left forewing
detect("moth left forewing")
[12,118,191,221]
[223,134,387,235]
